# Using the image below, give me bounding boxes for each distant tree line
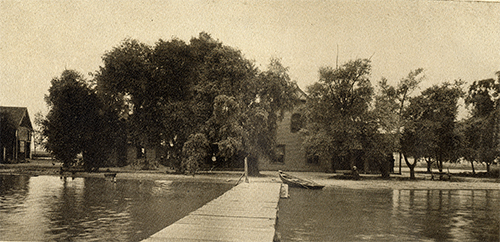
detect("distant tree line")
[303,59,499,178]
[40,32,499,177]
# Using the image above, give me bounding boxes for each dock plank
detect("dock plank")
[175,215,275,229]
[142,182,282,242]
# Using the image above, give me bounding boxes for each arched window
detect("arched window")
[290,113,303,133]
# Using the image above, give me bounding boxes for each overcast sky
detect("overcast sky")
[1,0,499,116]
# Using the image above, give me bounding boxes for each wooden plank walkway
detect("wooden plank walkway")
[142,182,282,242]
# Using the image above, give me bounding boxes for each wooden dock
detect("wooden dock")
[142,182,282,242]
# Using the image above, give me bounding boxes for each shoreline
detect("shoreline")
[1,160,499,190]
[277,171,499,190]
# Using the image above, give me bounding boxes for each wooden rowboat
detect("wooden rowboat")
[278,171,325,189]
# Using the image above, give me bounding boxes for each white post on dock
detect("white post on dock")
[280,184,289,198]
[244,157,249,183]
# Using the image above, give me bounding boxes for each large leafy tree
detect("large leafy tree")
[304,59,379,172]
[464,74,500,172]
[43,70,109,171]
[152,38,201,168]
[248,58,299,173]
[184,39,298,175]
[401,81,464,178]
[202,95,246,171]
[196,54,298,175]
[179,34,260,174]
[94,37,199,168]
[456,119,479,174]
[425,81,464,172]
[94,39,158,157]
[374,69,424,174]
[400,95,438,179]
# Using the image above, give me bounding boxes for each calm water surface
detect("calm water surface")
[2,175,499,242]
[0,175,232,242]
[277,187,500,242]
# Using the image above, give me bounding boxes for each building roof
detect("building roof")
[0,106,33,130]
[296,87,307,101]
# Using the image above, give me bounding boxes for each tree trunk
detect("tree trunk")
[409,166,415,179]
[398,152,402,174]
[381,164,390,179]
[330,157,336,173]
[247,155,260,176]
[437,158,443,173]
[486,163,490,173]
[426,157,433,173]
[349,152,356,171]
[403,154,417,179]
[470,160,475,174]
[380,155,391,179]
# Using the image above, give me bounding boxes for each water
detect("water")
[0,175,232,242]
[277,187,500,242]
[2,175,498,242]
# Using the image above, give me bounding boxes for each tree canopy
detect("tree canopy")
[401,81,464,177]
[93,33,298,175]
[40,32,498,178]
[43,70,110,171]
[463,76,500,172]
[304,59,386,173]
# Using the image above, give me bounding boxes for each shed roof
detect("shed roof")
[0,106,33,130]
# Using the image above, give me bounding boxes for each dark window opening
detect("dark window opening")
[137,146,145,159]
[307,154,319,164]
[290,113,303,133]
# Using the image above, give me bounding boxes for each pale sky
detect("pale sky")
[1,0,499,117]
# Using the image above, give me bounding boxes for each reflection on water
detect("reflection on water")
[0,175,232,242]
[278,187,500,242]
